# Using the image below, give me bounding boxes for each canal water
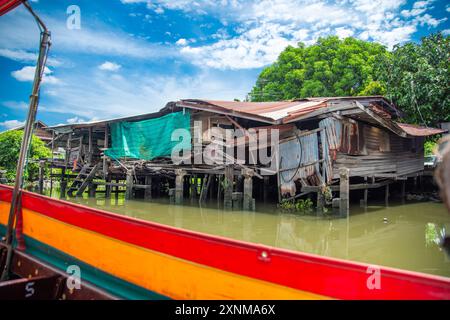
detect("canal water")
[64,195,450,278]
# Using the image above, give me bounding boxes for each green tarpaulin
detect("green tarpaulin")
[105,112,191,160]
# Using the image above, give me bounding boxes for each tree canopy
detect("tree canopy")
[249,36,388,101]
[377,33,449,126]
[0,130,51,182]
[249,33,449,127]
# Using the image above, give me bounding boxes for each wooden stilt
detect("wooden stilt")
[175,169,186,205]
[385,183,390,207]
[401,179,406,203]
[105,175,111,199]
[115,178,119,201]
[263,176,269,202]
[317,188,324,213]
[38,160,45,195]
[88,183,97,198]
[217,175,223,203]
[190,175,196,200]
[125,170,134,200]
[144,176,152,200]
[224,165,233,209]
[103,124,109,177]
[59,167,66,199]
[242,169,255,211]
[360,177,368,208]
[339,168,349,217]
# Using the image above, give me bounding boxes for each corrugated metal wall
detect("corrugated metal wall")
[279,131,321,195]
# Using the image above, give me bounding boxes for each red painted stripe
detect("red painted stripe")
[1,186,449,300]
[0,0,21,16]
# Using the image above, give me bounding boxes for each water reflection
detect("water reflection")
[63,194,450,277]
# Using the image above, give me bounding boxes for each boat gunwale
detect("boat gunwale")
[1,184,449,299]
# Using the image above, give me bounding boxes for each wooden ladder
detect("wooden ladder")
[67,163,101,197]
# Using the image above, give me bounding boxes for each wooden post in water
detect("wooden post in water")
[144,176,152,200]
[360,177,368,208]
[88,183,97,198]
[385,183,390,207]
[105,175,111,199]
[125,169,134,200]
[190,175,196,200]
[263,176,269,202]
[60,167,66,199]
[38,160,45,195]
[317,187,324,214]
[175,169,186,205]
[217,174,223,203]
[242,169,255,211]
[103,124,109,177]
[224,165,234,209]
[339,168,349,216]
[88,126,93,164]
[401,179,406,203]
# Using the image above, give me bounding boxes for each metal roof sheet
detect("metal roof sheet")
[396,123,447,137]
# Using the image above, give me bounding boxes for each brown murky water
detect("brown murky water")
[64,195,450,278]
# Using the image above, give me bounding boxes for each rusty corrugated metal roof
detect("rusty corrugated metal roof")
[396,123,447,137]
[178,99,327,123]
[177,96,400,124]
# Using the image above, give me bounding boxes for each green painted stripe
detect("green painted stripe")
[0,223,169,300]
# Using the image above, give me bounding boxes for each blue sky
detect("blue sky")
[0,0,448,130]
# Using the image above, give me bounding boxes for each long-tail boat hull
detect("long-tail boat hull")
[1,185,449,300]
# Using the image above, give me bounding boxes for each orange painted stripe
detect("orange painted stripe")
[0,202,326,300]
[1,185,450,300]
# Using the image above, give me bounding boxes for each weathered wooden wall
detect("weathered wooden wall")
[332,124,424,178]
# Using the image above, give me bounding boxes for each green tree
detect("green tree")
[377,32,449,126]
[249,36,389,101]
[0,130,51,182]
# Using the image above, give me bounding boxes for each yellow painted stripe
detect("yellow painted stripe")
[0,201,327,299]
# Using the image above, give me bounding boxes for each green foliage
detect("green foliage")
[279,198,313,214]
[424,140,437,156]
[377,32,449,126]
[0,130,51,182]
[249,36,388,101]
[249,33,449,128]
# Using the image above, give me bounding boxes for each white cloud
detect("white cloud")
[413,0,434,9]
[142,0,438,68]
[0,120,25,130]
[335,27,355,39]
[2,101,28,110]
[0,48,36,62]
[0,48,61,66]
[11,66,60,84]
[98,61,122,71]
[181,22,296,69]
[415,14,447,28]
[40,67,256,120]
[176,38,188,46]
[66,116,86,124]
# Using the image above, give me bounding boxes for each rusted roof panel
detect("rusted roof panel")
[396,123,447,137]
[178,99,327,122]
[177,96,400,124]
